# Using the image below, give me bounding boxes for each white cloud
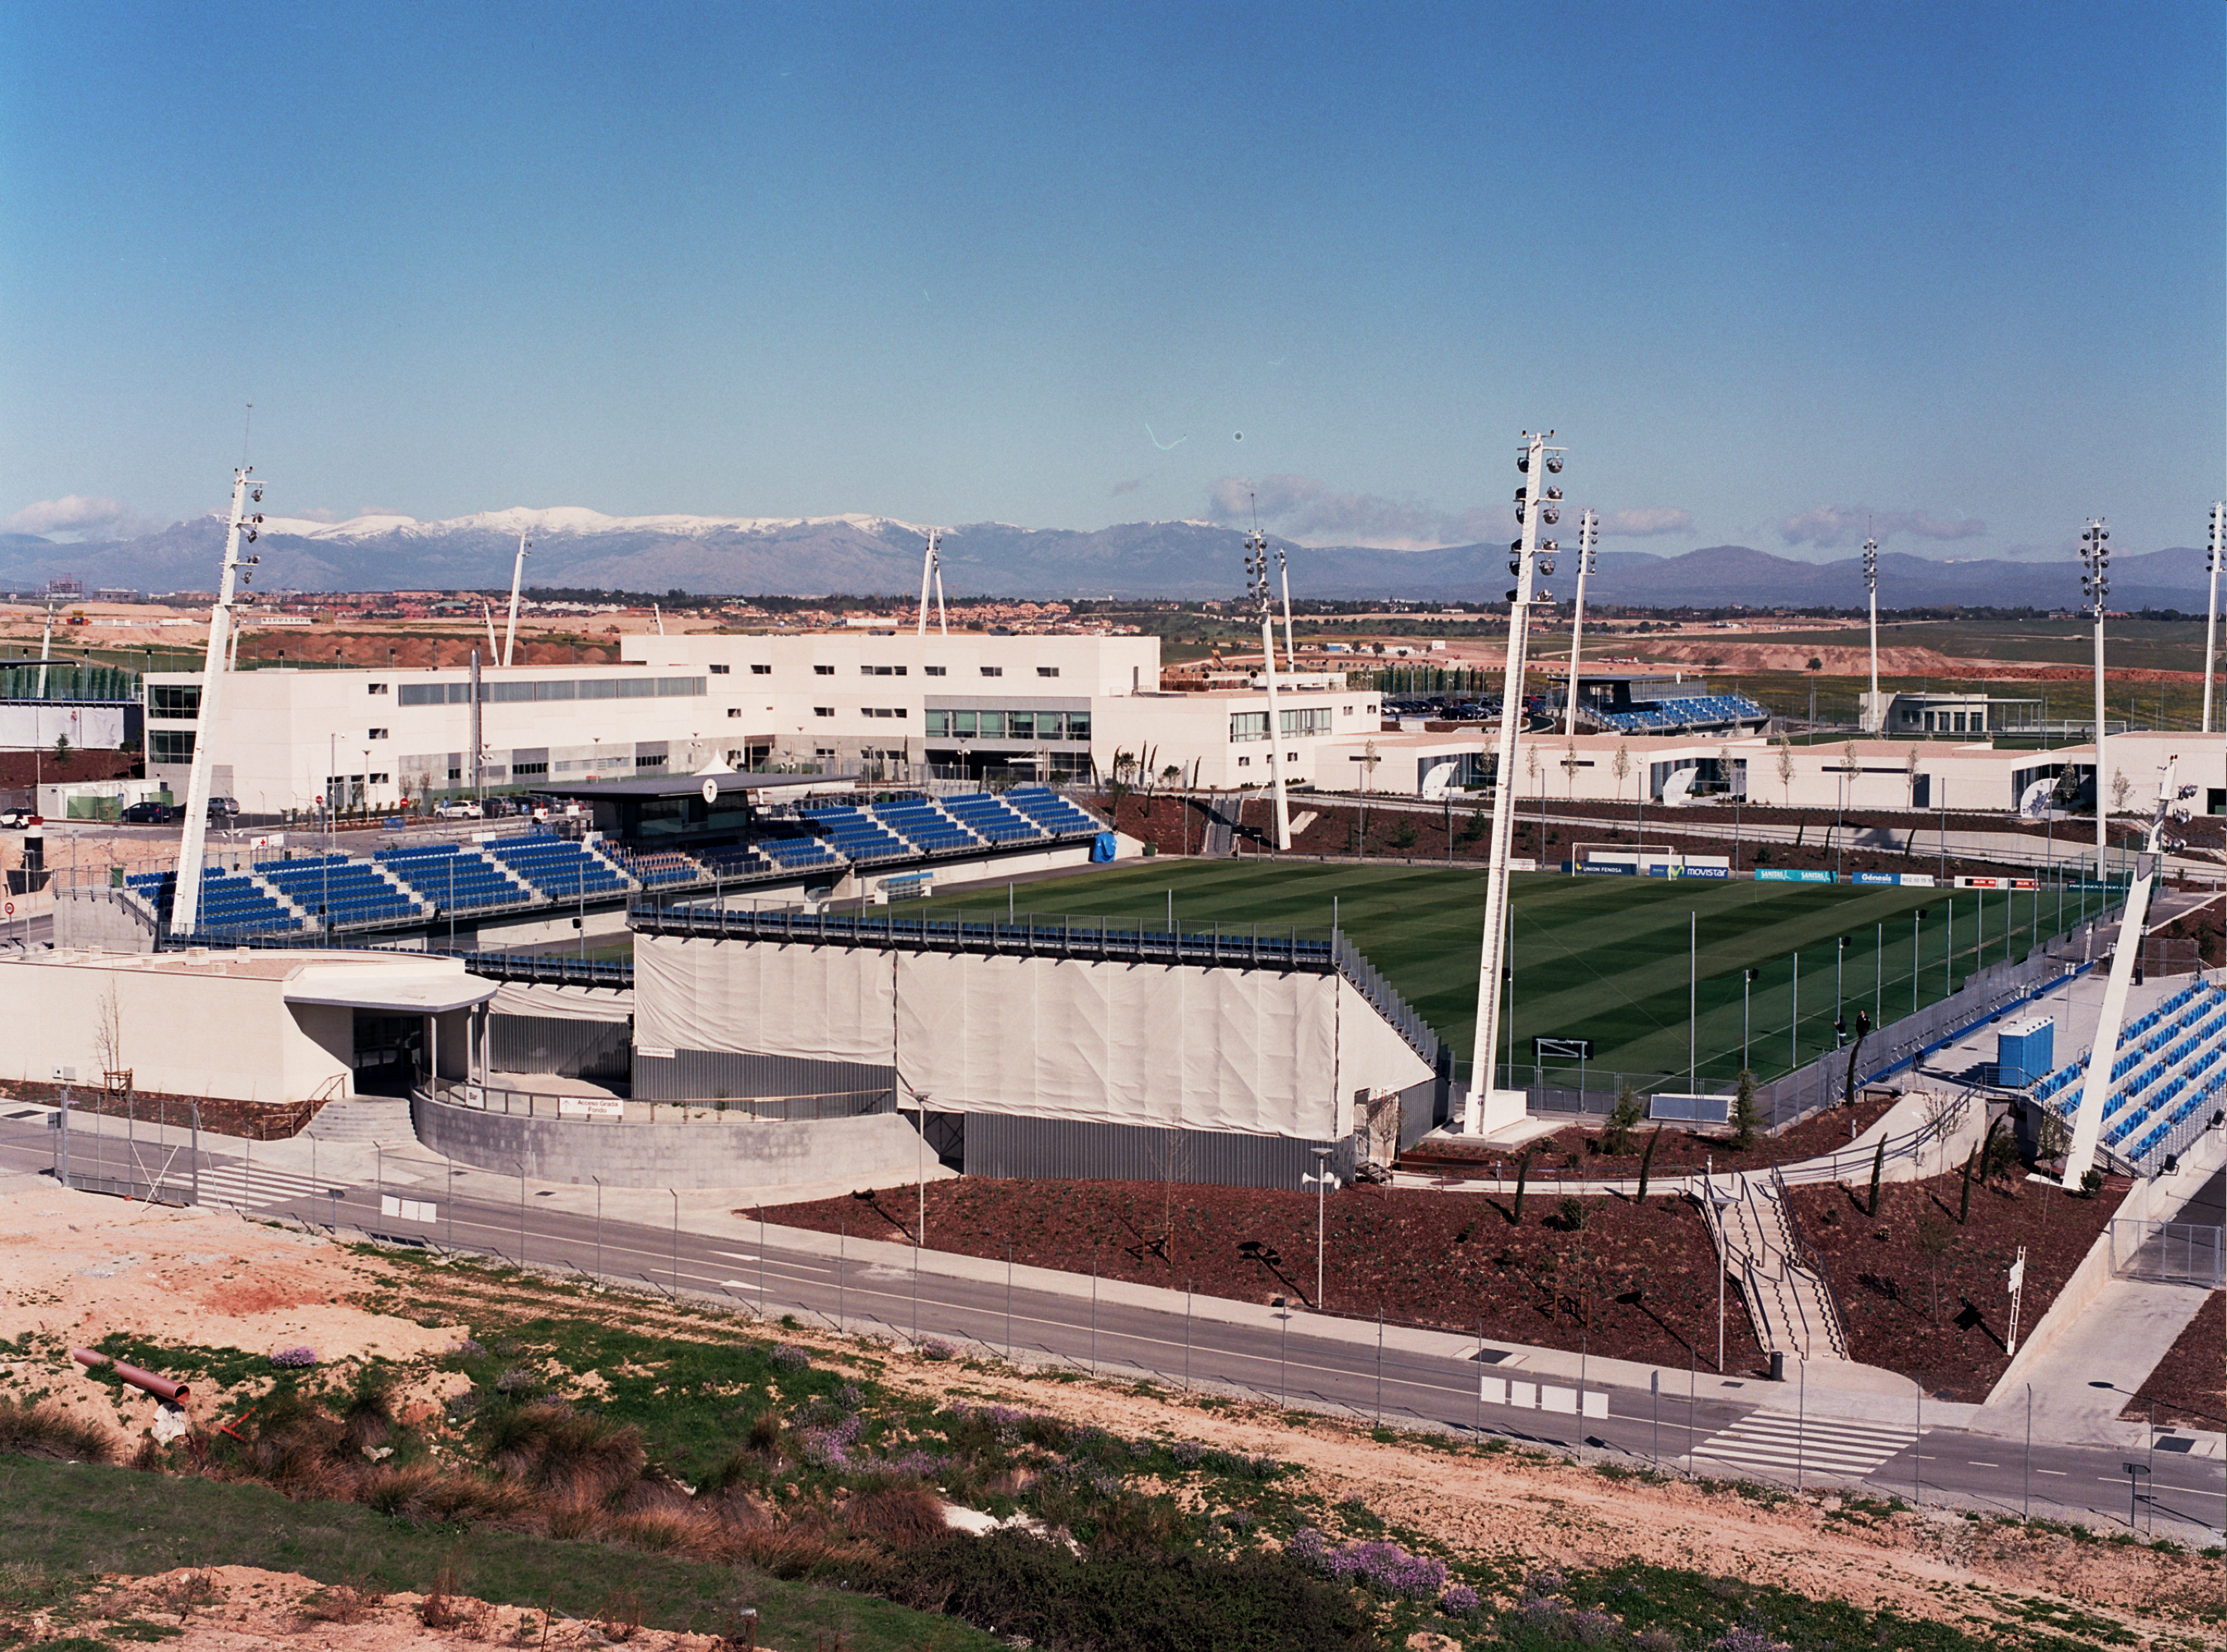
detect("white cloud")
[1779,505,1986,549]
[2,494,142,539]
[1208,473,1474,550]
[1598,506,1693,538]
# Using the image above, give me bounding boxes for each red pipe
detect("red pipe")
[71,1347,190,1405]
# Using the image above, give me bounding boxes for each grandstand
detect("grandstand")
[377,842,534,913]
[126,867,302,939]
[2026,980,2227,1175]
[1588,691,1770,735]
[483,833,634,900]
[255,853,425,928]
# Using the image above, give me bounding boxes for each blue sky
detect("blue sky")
[2,1,2220,564]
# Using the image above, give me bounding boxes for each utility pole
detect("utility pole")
[1470,430,1563,1132]
[1862,537,1881,733]
[2082,520,2111,880]
[172,467,264,935]
[1246,529,1292,850]
[1562,509,1598,738]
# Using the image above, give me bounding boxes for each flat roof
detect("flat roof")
[527,772,846,801]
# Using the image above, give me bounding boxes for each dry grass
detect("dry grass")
[845,1485,947,1550]
[484,1402,647,1504]
[292,1579,387,1626]
[359,1462,536,1525]
[0,1396,116,1463]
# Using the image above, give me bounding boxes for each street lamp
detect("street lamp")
[1301,1148,1337,1308]
[2081,518,2111,879]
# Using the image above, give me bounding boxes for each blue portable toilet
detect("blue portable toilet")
[1997,1015,2054,1087]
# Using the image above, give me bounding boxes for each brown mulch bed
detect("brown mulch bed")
[1401,1094,1902,1182]
[0,748,135,789]
[2125,1289,2227,1431]
[0,1077,323,1140]
[1785,1168,2131,1402]
[755,1176,1764,1374]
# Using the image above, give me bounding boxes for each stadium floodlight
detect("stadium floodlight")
[1246,529,1293,850]
[171,465,262,937]
[2081,518,2111,879]
[2062,757,2182,1189]
[1469,429,1565,1134]
[915,528,948,638]
[1861,537,1881,733]
[2204,504,2225,734]
[1563,510,1599,738]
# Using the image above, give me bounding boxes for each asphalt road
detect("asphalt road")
[7,1113,2223,1542]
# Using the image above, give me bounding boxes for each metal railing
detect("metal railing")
[420,1080,890,1123]
[1769,1162,1851,1361]
[2110,1219,2226,1287]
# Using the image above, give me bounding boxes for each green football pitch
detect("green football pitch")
[916,861,2108,1088]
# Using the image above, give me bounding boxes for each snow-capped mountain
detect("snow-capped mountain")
[0,506,2210,609]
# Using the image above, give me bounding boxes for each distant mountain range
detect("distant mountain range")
[0,506,2207,610]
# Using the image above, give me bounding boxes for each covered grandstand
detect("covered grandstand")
[1560,669,1770,736]
[2025,979,2227,1176]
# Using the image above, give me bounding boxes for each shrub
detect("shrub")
[0,1398,115,1463]
[1557,1195,1589,1233]
[1286,1526,1448,1598]
[848,1484,948,1549]
[482,1404,645,1503]
[1441,1583,1482,1616]
[269,1346,319,1369]
[894,1531,1371,1652]
[771,1343,811,1372]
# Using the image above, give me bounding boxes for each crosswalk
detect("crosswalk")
[192,1161,344,1209]
[1693,1409,1918,1481]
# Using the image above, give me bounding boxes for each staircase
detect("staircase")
[302,1094,415,1143]
[1703,1170,1849,1364]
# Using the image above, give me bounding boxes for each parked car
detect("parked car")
[121,800,182,824]
[207,796,240,819]
[0,809,33,829]
[434,800,483,819]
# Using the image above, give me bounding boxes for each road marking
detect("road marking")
[1691,1411,1918,1480]
[2037,1469,2068,1476]
[1966,1461,1998,1468]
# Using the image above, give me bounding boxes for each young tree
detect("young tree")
[2109,770,2132,814]
[1511,1148,1534,1226]
[1636,1127,1663,1202]
[1612,743,1633,803]
[1775,735,1796,807]
[1603,1085,1645,1156]
[1915,1213,1953,1326]
[1561,741,1582,798]
[1867,1137,1887,1218]
[1731,1068,1760,1151]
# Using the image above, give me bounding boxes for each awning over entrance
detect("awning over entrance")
[283,962,499,1015]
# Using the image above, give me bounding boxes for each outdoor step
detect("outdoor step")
[302,1096,415,1142]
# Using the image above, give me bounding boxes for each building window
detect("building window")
[368,681,388,695]
[150,685,200,719]
[1229,710,1269,742]
[368,772,391,785]
[150,730,195,763]
[862,664,907,676]
[814,664,835,676]
[814,706,835,718]
[511,762,548,777]
[924,665,947,676]
[980,666,1003,676]
[368,728,389,740]
[710,663,731,675]
[1036,666,1059,677]
[1237,755,1251,767]
[860,707,909,719]
[635,753,667,768]
[1280,707,1332,737]
[727,707,743,718]
[751,663,772,675]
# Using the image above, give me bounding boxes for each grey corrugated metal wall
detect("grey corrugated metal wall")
[490,1014,632,1085]
[963,1113,1354,1189]
[633,1045,898,1105]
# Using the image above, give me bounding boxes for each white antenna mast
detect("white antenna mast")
[171,465,264,937]
[502,531,530,667]
[1561,508,1597,738]
[914,529,947,637]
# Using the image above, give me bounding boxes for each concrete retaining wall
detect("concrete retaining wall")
[411,1089,927,1190]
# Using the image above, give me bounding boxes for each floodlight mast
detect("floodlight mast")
[171,468,263,937]
[915,529,947,638]
[1275,543,1297,674]
[502,531,530,667]
[1862,538,1880,732]
[1561,509,1598,738]
[2082,519,2111,879]
[2061,756,2192,1188]
[36,591,55,700]
[1469,430,1562,1133]
[2202,505,2224,735]
[1246,529,1292,850]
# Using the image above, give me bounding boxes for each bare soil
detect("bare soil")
[1784,1171,2130,1402]
[757,1177,1763,1373]
[2125,1289,2227,1431]
[1401,1094,1902,1178]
